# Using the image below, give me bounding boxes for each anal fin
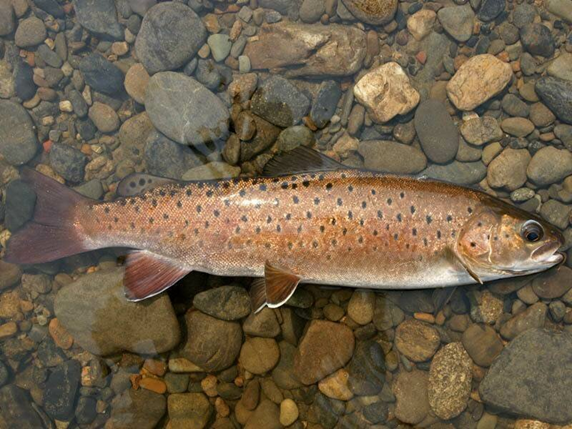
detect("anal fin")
[249,261,302,313]
[124,251,191,301]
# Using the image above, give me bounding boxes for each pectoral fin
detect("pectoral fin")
[444,247,484,285]
[249,261,302,313]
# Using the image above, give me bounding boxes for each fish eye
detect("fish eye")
[521,221,544,243]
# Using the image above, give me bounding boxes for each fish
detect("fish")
[4,147,565,312]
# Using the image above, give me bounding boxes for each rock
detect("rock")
[529,102,556,127]
[182,310,242,372]
[500,302,547,340]
[341,0,397,24]
[0,61,15,99]
[125,63,149,104]
[67,89,88,118]
[438,5,475,42]
[502,94,530,117]
[520,24,554,57]
[0,0,15,36]
[461,324,504,367]
[478,0,505,21]
[107,388,166,429]
[75,396,97,425]
[37,44,63,68]
[135,2,207,74]
[294,320,355,385]
[531,266,572,299]
[428,342,472,420]
[279,399,299,426]
[146,72,229,146]
[310,80,342,128]
[182,163,240,180]
[540,200,571,230]
[546,0,572,23]
[272,341,303,389]
[88,102,120,133]
[0,385,45,429]
[414,99,459,163]
[527,146,572,186]
[0,100,39,165]
[43,359,81,421]
[480,328,572,424]
[347,290,375,325]
[15,16,46,47]
[54,268,180,356]
[79,54,125,95]
[251,75,310,128]
[14,61,36,101]
[501,118,535,137]
[244,22,366,77]
[513,3,536,28]
[535,76,572,124]
[354,62,420,123]
[35,0,65,18]
[300,0,325,23]
[359,140,427,174]
[459,116,503,145]
[0,261,21,290]
[487,148,531,191]
[208,34,232,62]
[144,131,202,179]
[393,370,430,425]
[276,126,315,151]
[49,143,87,183]
[193,286,251,321]
[407,10,437,41]
[239,115,281,161]
[243,307,280,338]
[423,160,487,185]
[447,54,513,111]
[318,369,353,401]
[74,0,123,40]
[347,340,386,395]
[168,393,212,429]
[395,319,440,362]
[547,53,572,82]
[240,338,280,374]
[245,400,281,429]
[555,124,572,150]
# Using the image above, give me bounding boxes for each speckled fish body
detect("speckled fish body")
[80,170,518,288]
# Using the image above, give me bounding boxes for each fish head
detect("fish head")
[457,206,565,277]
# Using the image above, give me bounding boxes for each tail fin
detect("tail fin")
[4,168,93,265]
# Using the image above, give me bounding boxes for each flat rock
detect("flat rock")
[107,388,166,429]
[461,324,504,367]
[527,146,572,186]
[480,328,572,424]
[240,337,280,375]
[0,385,45,428]
[0,100,39,165]
[545,0,572,23]
[501,117,535,137]
[535,76,572,124]
[310,80,342,128]
[395,319,440,362]
[0,61,15,99]
[168,393,212,429]
[460,116,503,145]
[520,23,554,57]
[393,369,430,425]
[447,54,513,111]
[342,0,397,24]
[421,160,487,185]
[531,266,572,299]
[144,131,202,180]
[272,341,303,390]
[54,267,181,356]
[428,342,472,420]
[182,162,240,181]
[125,63,149,104]
[35,0,65,17]
[487,148,531,191]
[347,340,386,395]
[251,75,310,127]
[0,0,15,36]
[438,4,475,42]
[243,307,281,338]
[358,140,427,174]
[407,9,437,41]
[88,102,120,133]
[79,54,125,96]
[294,320,355,385]
[136,2,206,74]
[182,310,242,372]
[43,359,81,421]
[414,99,459,163]
[192,286,251,321]
[73,0,123,40]
[500,302,547,340]
[244,22,366,77]
[49,143,87,183]
[478,0,505,21]
[354,62,420,123]
[245,400,281,429]
[145,72,229,146]
[14,16,46,47]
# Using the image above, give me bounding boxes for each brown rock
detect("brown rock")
[461,324,503,367]
[239,338,280,375]
[139,377,167,394]
[393,369,430,425]
[0,261,22,290]
[125,63,150,105]
[48,318,73,349]
[500,302,547,340]
[487,148,531,191]
[294,320,355,385]
[531,266,572,299]
[447,54,513,111]
[318,369,354,401]
[395,319,440,362]
[341,0,397,25]
[407,9,437,41]
[88,102,120,133]
[0,321,17,339]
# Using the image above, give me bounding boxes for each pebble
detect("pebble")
[318,369,353,400]
[74,0,123,40]
[272,342,303,390]
[75,396,97,425]
[500,302,547,340]
[539,200,571,230]
[279,398,299,426]
[341,0,397,25]
[414,99,459,163]
[14,16,46,47]
[240,337,280,374]
[44,359,81,420]
[0,261,21,290]
[520,23,554,57]
[294,320,355,385]
[459,116,503,145]
[535,76,572,124]
[0,1,15,36]
[358,140,427,174]
[347,290,375,325]
[437,4,474,42]
[547,53,572,82]
[513,3,536,28]
[208,34,232,62]
[4,179,35,231]
[0,385,45,428]
[300,0,325,23]
[428,342,472,419]
[238,55,251,73]
[276,126,315,152]
[487,148,531,191]
[108,388,166,429]
[49,143,87,183]
[0,100,39,166]
[193,286,251,321]
[245,400,281,429]
[145,72,229,146]
[531,266,572,299]
[79,54,125,96]
[527,146,572,186]
[529,102,556,127]
[347,339,386,395]
[125,63,150,105]
[0,61,14,99]
[395,319,440,362]
[501,117,535,137]
[354,62,420,123]
[88,102,120,133]
[168,393,212,429]
[462,324,503,367]
[393,369,430,425]
[447,54,513,111]
[243,307,280,337]
[422,160,487,185]
[13,61,36,101]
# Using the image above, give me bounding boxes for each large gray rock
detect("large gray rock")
[414,99,459,164]
[480,329,572,424]
[535,76,572,124]
[145,72,229,146]
[135,2,206,74]
[0,101,39,165]
[54,268,181,356]
[437,5,475,42]
[73,0,123,40]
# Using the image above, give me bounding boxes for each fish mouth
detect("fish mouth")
[531,241,565,265]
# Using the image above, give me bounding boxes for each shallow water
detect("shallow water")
[1,0,572,428]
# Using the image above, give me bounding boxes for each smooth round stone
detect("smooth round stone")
[478,0,505,21]
[529,102,556,127]
[15,16,46,47]
[358,140,427,174]
[459,116,503,145]
[422,160,487,185]
[208,34,232,62]
[276,125,315,151]
[347,290,375,325]
[243,308,280,338]
[240,338,280,375]
[136,2,206,74]
[395,319,440,362]
[501,117,535,137]
[14,61,36,101]
[192,286,251,321]
[0,100,39,166]
[394,370,430,425]
[310,80,342,128]
[125,63,149,104]
[501,93,530,117]
[238,55,251,73]
[347,340,386,395]
[74,0,123,40]
[487,148,531,191]
[437,5,474,42]
[279,399,299,426]
[79,54,125,95]
[461,324,503,367]
[414,99,459,164]
[513,3,536,28]
[88,102,120,133]
[527,146,572,186]
[300,0,325,23]
[341,0,397,25]
[520,23,554,57]
[535,77,572,124]
[0,1,15,36]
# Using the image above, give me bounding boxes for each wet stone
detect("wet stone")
[341,0,397,25]
[347,290,375,325]
[75,396,97,425]
[43,359,81,421]
[437,4,475,42]
[310,80,342,128]
[5,180,35,232]
[240,337,280,375]
[359,140,427,174]
[13,61,36,101]
[527,146,572,186]
[0,0,15,36]
[395,319,440,362]
[539,200,571,230]
[414,99,459,164]
[168,392,212,429]
[144,131,202,180]
[478,0,505,21]
[35,0,65,18]
[15,16,46,47]
[460,116,503,146]
[272,341,303,390]
[74,0,123,40]
[501,94,530,118]
[79,54,125,96]
[393,369,430,425]
[531,266,572,299]
[0,385,45,429]
[276,125,315,152]
[108,388,166,429]
[520,23,554,57]
[487,148,531,191]
[0,100,39,166]
[245,400,281,429]
[535,77,572,124]
[243,307,280,338]
[500,302,547,340]
[462,324,503,367]
[193,286,251,321]
[347,340,386,395]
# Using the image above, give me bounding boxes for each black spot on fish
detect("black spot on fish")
[186,189,192,196]
[265,243,271,249]
[330,218,337,226]
[170,190,177,197]
[255,226,261,234]
[235,226,241,234]
[163,213,169,220]
[288,242,293,250]
[412,228,417,236]
[281,182,288,190]
[341,173,347,179]
[267,216,272,224]
[362,201,367,208]
[326,183,333,190]
[184,220,189,227]
[410,206,416,214]
[197,183,204,189]
[152,199,158,208]
[159,190,166,197]
[312,241,319,248]
[104,207,110,214]
[204,221,209,228]
[331,239,337,246]
[138,178,145,186]
[373,229,379,236]
[113,217,118,223]
[196,205,202,213]
[437,230,442,239]
[424,238,428,246]
[394,233,398,240]
[293,196,299,204]
[400,192,405,199]
[194,228,199,235]
[320,225,325,233]
[286,213,291,220]
[239,189,246,197]
[342,228,348,236]
[451,230,456,238]
[406,243,410,249]
[397,213,402,222]
[348,185,354,192]
[470,242,476,247]
[214,210,220,217]
[297,225,303,233]
[135,206,140,213]
[307,211,312,219]
[149,217,154,224]
[494,236,499,241]
[314,198,320,205]
[120,199,127,206]
[276,224,282,232]
[377,210,383,219]
[223,182,230,189]
[108,225,112,230]
[259,184,267,191]
[318,174,325,181]
[387,198,392,205]
[177,201,182,208]
[348,211,353,220]
[303,180,310,188]
[468,207,473,214]
[337,198,343,206]
[447,215,453,222]
[358,236,364,244]
[241,215,248,222]
[206,190,214,197]
[359,219,365,226]
[426,215,432,224]
[292,183,298,190]
[224,199,230,207]
[371,189,376,195]
[477,222,483,227]
[130,222,135,229]
[326,254,332,261]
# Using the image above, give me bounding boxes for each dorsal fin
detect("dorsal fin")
[117,173,177,197]
[263,147,348,176]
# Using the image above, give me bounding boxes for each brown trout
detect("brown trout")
[5,147,565,312]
